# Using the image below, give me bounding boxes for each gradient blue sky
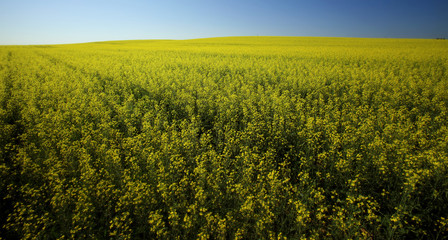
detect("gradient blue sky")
[0,0,447,44]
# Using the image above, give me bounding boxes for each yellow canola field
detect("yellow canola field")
[1,37,448,239]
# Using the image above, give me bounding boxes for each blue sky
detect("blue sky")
[0,0,447,44]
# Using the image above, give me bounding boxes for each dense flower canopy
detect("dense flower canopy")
[1,37,447,239]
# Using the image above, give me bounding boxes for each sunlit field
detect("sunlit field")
[1,37,448,239]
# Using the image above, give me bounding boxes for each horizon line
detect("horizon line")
[0,35,445,46]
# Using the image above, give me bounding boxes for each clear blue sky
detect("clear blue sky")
[0,0,447,44]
